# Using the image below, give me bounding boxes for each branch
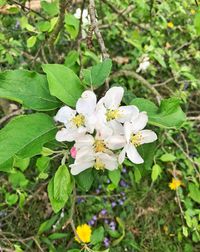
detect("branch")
[48,0,71,57]
[88,0,109,60]
[111,70,162,103]
[0,109,23,126]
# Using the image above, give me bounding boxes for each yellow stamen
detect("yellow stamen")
[72,114,85,127]
[94,157,105,170]
[94,140,106,152]
[130,132,143,147]
[106,109,120,121]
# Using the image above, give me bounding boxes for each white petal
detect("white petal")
[117,105,139,123]
[70,161,94,175]
[84,114,97,133]
[124,122,132,142]
[106,135,126,150]
[140,130,157,144]
[108,120,124,135]
[75,146,95,161]
[131,112,148,133]
[96,153,118,171]
[118,147,126,164]
[126,144,144,164]
[55,128,77,142]
[103,87,124,110]
[74,134,94,149]
[76,90,97,116]
[54,106,76,124]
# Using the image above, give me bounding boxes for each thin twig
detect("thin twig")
[111,70,162,103]
[88,0,109,60]
[0,109,23,126]
[48,0,71,57]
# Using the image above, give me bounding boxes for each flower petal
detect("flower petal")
[76,90,97,116]
[131,112,148,133]
[96,153,118,171]
[106,135,126,150]
[124,122,132,142]
[75,146,95,161]
[54,106,76,124]
[118,147,126,164]
[103,87,124,110]
[140,130,157,144]
[126,144,144,164]
[117,105,139,123]
[55,128,77,142]
[108,120,124,135]
[75,134,94,149]
[70,161,94,175]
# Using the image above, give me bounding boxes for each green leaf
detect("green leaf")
[83,59,112,88]
[38,214,58,235]
[42,64,84,107]
[0,70,61,111]
[151,164,161,182]
[108,169,121,187]
[48,179,66,213]
[48,233,69,240]
[9,170,29,188]
[5,193,18,206]
[14,157,30,172]
[27,36,37,48]
[53,165,71,201]
[36,156,50,173]
[188,183,200,204]
[65,14,79,39]
[160,153,176,162]
[41,0,59,16]
[134,167,141,184]
[131,97,186,128]
[194,11,200,35]
[64,50,79,68]
[91,226,104,245]
[0,113,56,172]
[112,217,125,246]
[75,169,94,191]
[36,21,51,32]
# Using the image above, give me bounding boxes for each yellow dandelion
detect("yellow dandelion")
[190,9,195,15]
[167,22,174,29]
[75,224,92,243]
[169,178,182,190]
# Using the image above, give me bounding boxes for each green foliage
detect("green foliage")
[0,70,61,111]
[108,169,121,187]
[83,59,112,88]
[42,64,84,107]
[0,113,56,172]
[131,97,186,128]
[48,164,72,213]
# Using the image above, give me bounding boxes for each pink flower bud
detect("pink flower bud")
[70,146,77,158]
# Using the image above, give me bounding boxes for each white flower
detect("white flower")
[118,112,157,164]
[55,91,97,142]
[69,133,120,175]
[74,8,90,25]
[96,87,139,135]
[136,55,150,73]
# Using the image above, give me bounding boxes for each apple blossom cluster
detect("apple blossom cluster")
[54,87,157,175]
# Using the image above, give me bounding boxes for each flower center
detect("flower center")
[94,140,106,152]
[94,157,105,170]
[72,114,85,127]
[130,132,143,147]
[106,109,120,121]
